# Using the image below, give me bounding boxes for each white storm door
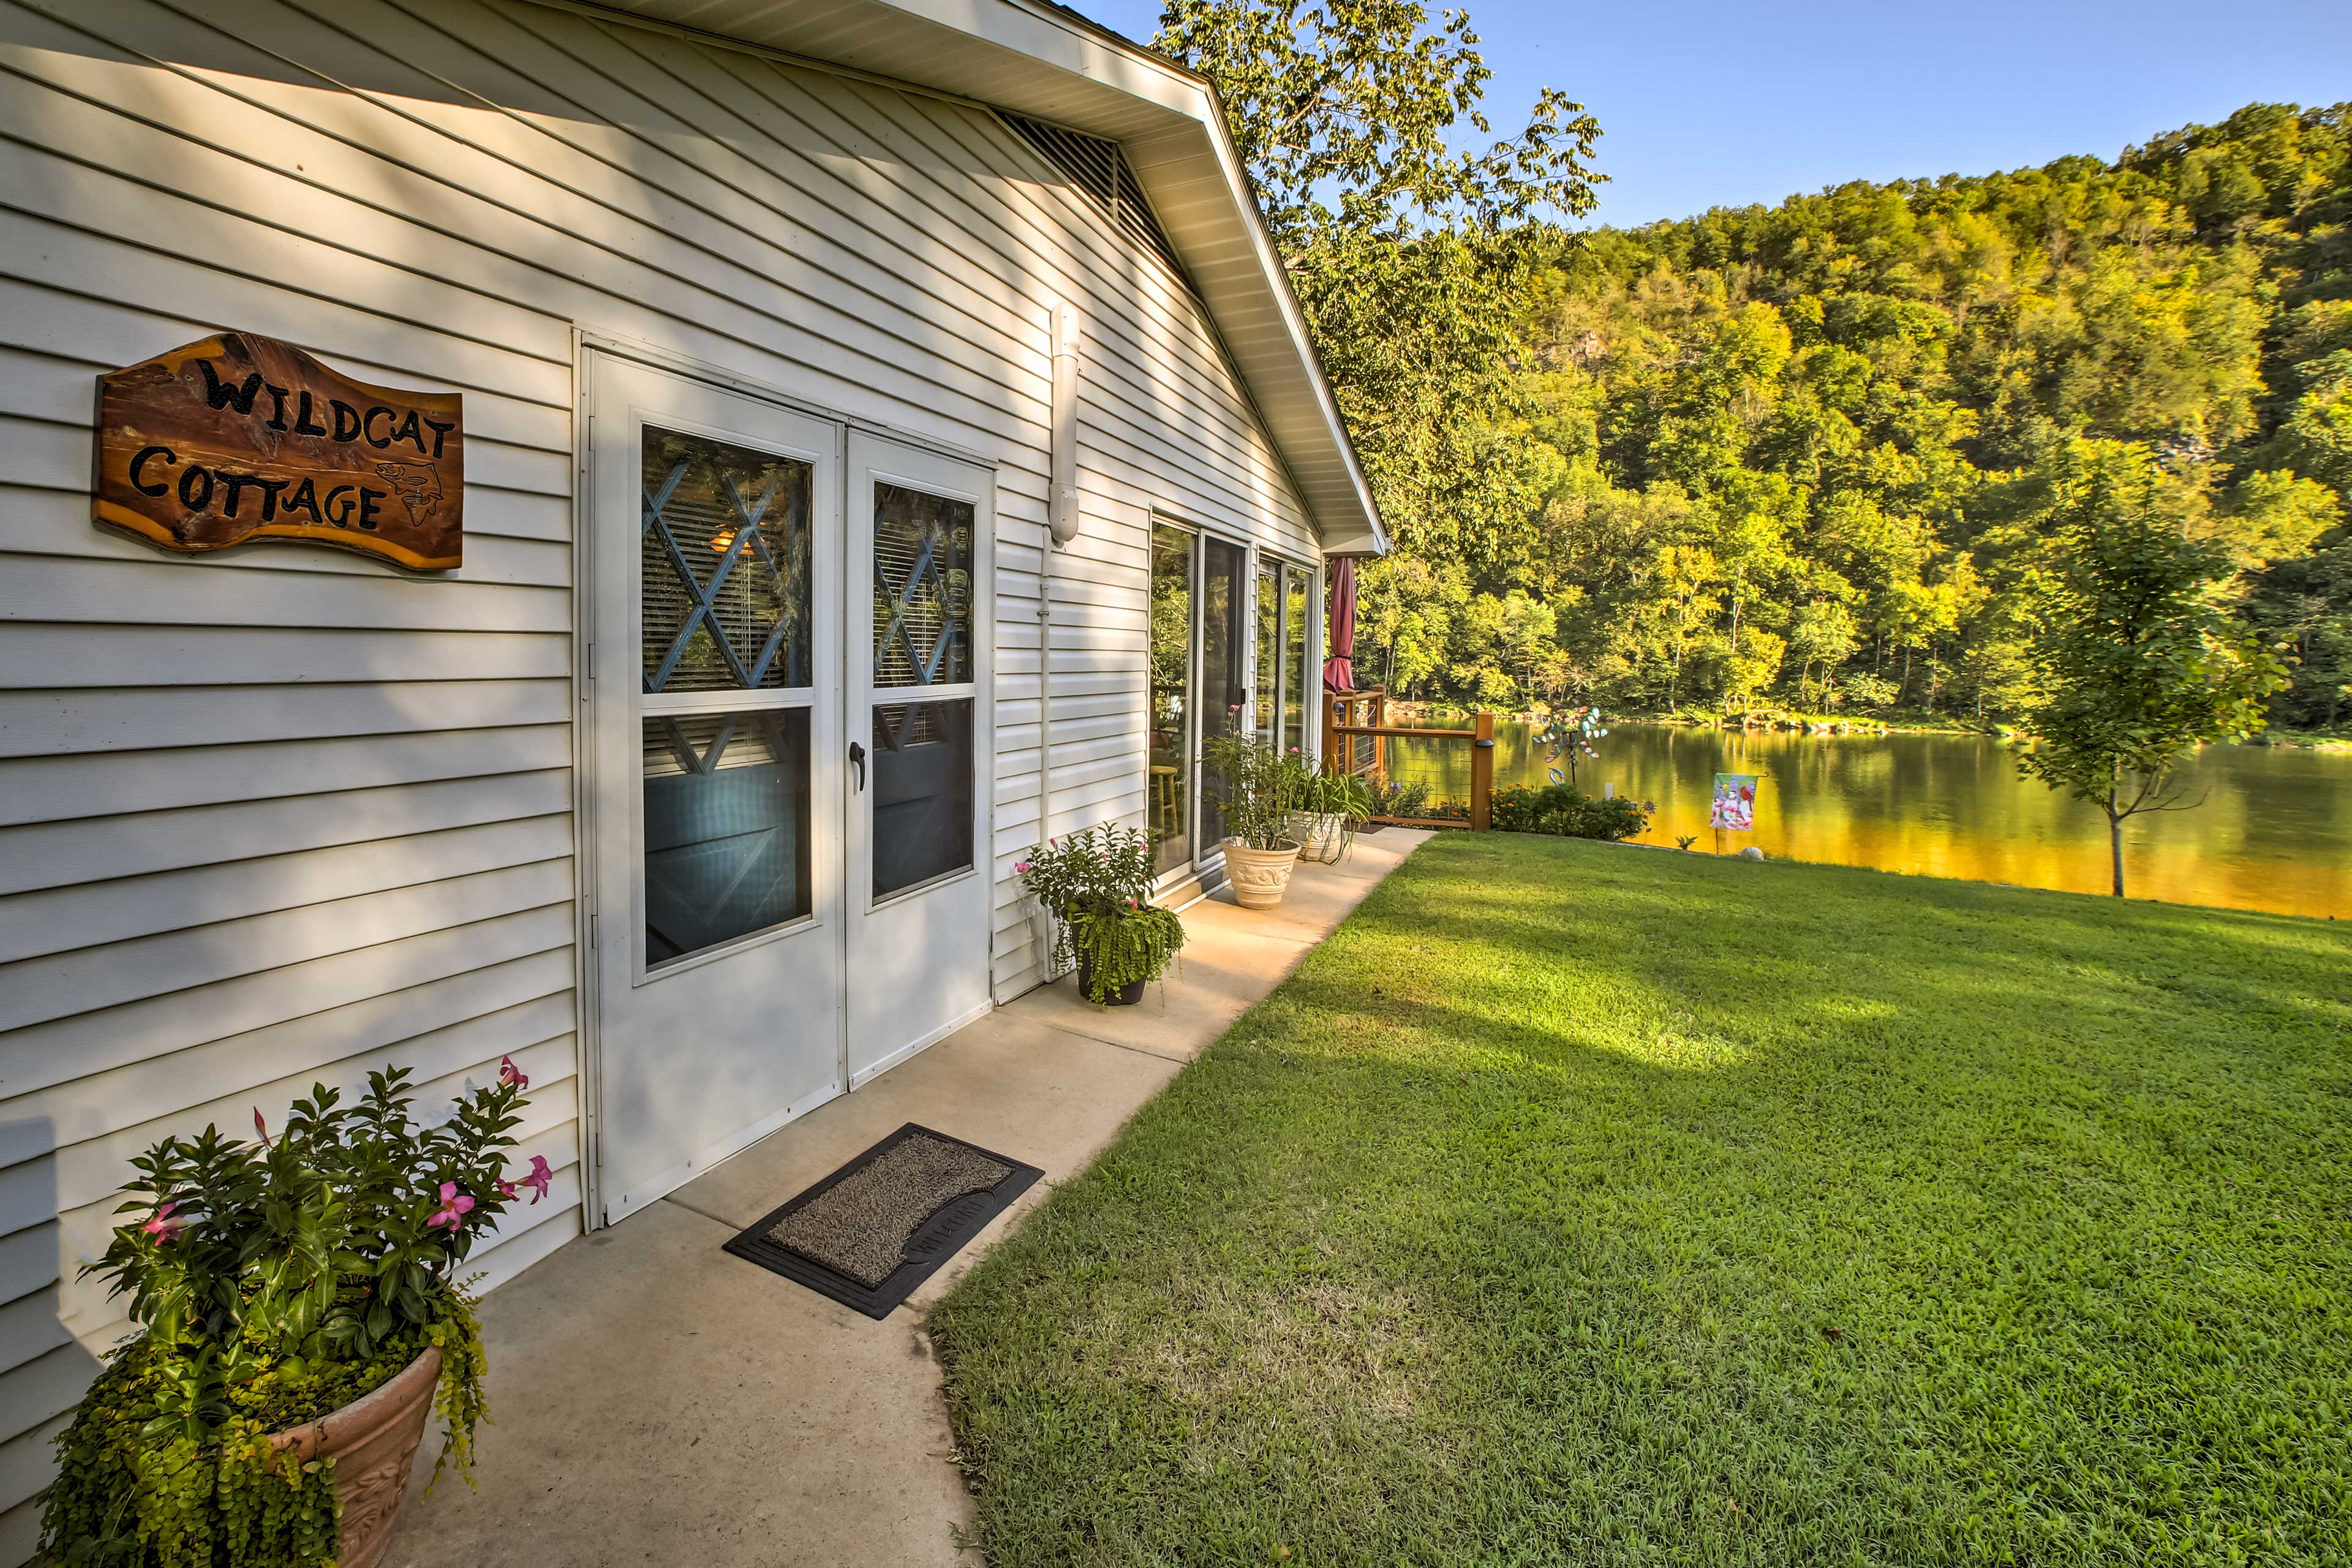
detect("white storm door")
[844,433,993,1087]
[589,356,845,1223]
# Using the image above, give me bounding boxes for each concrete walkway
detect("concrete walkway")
[388,829,1429,1568]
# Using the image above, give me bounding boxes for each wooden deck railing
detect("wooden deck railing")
[1320,688,1495,831]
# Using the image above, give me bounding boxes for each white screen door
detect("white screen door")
[589,356,845,1222]
[845,432,993,1086]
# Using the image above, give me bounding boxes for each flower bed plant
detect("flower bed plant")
[1491,782,1648,840]
[43,1063,545,1567]
[1365,778,1472,822]
[1366,777,1433,820]
[1018,823,1186,1004]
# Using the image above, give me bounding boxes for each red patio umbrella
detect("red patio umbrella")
[1322,554,1357,692]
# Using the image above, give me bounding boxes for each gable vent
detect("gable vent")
[1000,112,1193,288]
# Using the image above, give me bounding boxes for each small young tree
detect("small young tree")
[2018,450,2288,897]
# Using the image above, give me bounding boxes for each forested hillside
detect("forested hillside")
[1359,101,2351,731]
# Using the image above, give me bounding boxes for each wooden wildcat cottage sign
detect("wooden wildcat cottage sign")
[93,332,463,571]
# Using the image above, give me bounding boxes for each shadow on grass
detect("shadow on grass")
[935,836,2352,1568]
[1363,840,2352,1078]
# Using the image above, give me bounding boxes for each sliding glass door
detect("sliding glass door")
[1282,562,1313,754]
[1251,556,1317,759]
[1148,522,1254,878]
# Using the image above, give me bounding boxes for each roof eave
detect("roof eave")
[563,0,1389,556]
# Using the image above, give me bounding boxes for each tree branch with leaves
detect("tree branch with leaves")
[1155,0,1601,561]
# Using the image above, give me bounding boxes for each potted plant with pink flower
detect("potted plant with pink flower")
[1017,823,1186,1006]
[42,1060,551,1568]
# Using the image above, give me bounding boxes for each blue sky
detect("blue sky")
[1073,1,2352,227]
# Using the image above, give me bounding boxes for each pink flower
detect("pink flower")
[1015,861,1031,874]
[519,1155,554,1205]
[494,1178,519,1201]
[426,1182,475,1231]
[252,1109,271,1148]
[499,1054,529,1091]
[140,1202,183,1242]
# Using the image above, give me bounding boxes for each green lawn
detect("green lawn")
[933,837,2352,1566]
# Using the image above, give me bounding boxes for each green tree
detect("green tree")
[1723,625,1787,712]
[2203,469,2343,568]
[2244,540,2352,729]
[2265,351,2352,492]
[1322,98,2346,725]
[1358,554,1469,695]
[1651,544,1721,712]
[1787,599,1860,709]
[1155,0,1600,560]
[2017,451,2288,896]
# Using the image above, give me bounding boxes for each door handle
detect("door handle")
[849,741,866,793]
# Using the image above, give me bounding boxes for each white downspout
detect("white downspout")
[1036,303,1079,978]
[1049,302,1081,548]
[1042,303,1080,824]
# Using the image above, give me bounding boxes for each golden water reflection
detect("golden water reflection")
[1387,722,2352,920]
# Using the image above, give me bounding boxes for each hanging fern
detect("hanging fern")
[43,1325,417,1567]
[1069,903,1188,1003]
[424,1280,490,1491]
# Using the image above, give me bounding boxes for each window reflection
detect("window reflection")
[1283,564,1311,755]
[871,483,973,688]
[1254,561,1280,749]
[642,710,813,965]
[1149,524,1194,874]
[1198,538,1246,848]
[872,699,973,897]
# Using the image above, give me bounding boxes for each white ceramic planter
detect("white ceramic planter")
[1223,838,1302,910]
[1286,810,1351,864]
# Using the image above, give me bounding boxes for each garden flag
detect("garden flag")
[1711,774,1758,832]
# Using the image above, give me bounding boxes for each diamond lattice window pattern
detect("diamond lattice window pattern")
[641,428,812,693]
[871,483,973,691]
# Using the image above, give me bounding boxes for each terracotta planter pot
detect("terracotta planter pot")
[268,1346,441,1568]
[1223,838,1301,909]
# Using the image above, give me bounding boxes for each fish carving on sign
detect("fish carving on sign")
[374,460,448,520]
[92,331,464,571]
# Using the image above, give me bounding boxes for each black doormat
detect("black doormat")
[721,1123,1043,1319]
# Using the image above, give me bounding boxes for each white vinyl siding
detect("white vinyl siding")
[0,0,1319,1551]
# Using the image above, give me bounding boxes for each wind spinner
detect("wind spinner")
[1534,705,1608,783]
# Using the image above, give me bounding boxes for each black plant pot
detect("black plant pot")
[1075,952,1148,1007]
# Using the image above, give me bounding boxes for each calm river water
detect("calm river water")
[1387,721,2352,919]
